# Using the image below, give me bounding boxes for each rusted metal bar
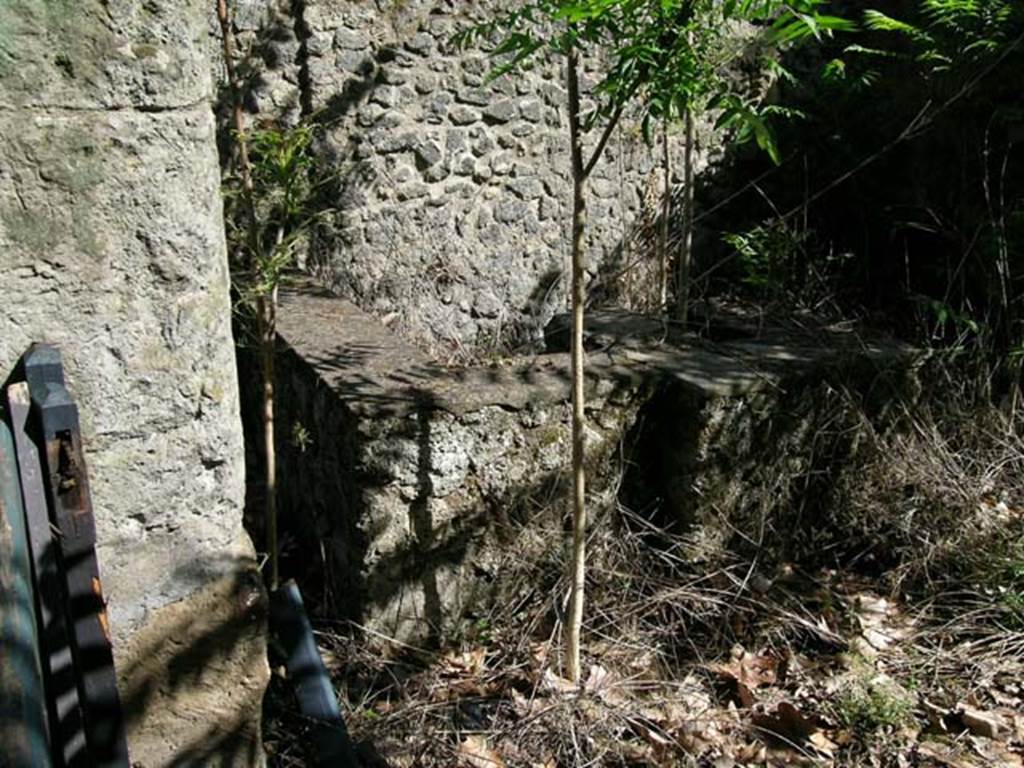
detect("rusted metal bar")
[9,375,89,767]
[24,344,129,768]
[1,406,52,767]
[15,352,88,768]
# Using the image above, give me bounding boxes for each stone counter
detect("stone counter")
[268,287,916,644]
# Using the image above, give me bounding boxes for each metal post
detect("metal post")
[23,344,129,768]
[1,402,52,767]
[7,380,78,767]
[270,580,358,768]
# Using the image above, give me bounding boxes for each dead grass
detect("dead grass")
[264,373,1024,767]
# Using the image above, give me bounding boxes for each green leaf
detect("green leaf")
[863,9,920,34]
[641,112,653,145]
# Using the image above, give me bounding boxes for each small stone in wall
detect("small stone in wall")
[370,85,400,108]
[415,72,438,95]
[306,31,333,57]
[494,200,529,223]
[336,49,371,74]
[493,78,516,97]
[483,100,517,124]
[491,152,515,175]
[395,52,418,69]
[405,32,434,55]
[519,98,543,122]
[472,160,493,182]
[424,164,450,183]
[446,181,475,198]
[541,83,565,106]
[393,163,416,183]
[507,177,544,199]
[427,94,451,122]
[414,140,443,168]
[357,104,384,128]
[373,130,415,154]
[511,122,536,138]
[456,88,491,107]
[453,154,475,176]
[334,27,370,50]
[539,196,561,221]
[446,129,467,153]
[381,68,408,85]
[542,227,563,248]
[591,178,618,199]
[377,111,403,129]
[471,133,495,157]
[480,223,505,245]
[463,55,487,75]
[449,105,480,126]
[397,182,430,201]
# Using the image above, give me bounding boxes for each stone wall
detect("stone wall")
[307,0,693,355]
[232,0,709,356]
[268,290,654,643]
[0,2,266,765]
[268,288,915,645]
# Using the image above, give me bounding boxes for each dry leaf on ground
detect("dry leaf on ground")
[458,735,506,768]
[709,648,780,707]
[751,701,836,758]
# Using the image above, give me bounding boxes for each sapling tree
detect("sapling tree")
[630,1,854,319]
[458,0,850,683]
[458,2,649,682]
[216,0,322,591]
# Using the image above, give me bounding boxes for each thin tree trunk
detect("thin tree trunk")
[565,42,588,685]
[260,292,279,590]
[217,0,280,589]
[659,119,671,310]
[677,108,694,325]
[216,0,255,213]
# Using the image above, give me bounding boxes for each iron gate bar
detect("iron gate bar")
[1,405,52,768]
[7,378,85,768]
[6,382,62,764]
[24,344,130,768]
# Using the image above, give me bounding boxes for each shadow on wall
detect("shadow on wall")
[409,406,442,646]
[618,353,923,570]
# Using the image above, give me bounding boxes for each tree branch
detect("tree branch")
[582,101,626,180]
